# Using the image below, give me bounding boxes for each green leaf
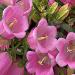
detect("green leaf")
[33,0,40,6]
[18,59,25,67]
[39,0,48,10]
[33,0,48,18]
[71,7,75,14]
[8,47,16,61]
[59,69,65,75]
[56,0,63,6]
[0,4,6,19]
[58,32,64,38]
[29,7,41,22]
[61,23,74,32]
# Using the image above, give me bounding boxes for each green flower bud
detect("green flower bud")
[56,4,70,20]
[48,2,58,14]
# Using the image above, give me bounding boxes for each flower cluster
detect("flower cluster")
[26,18,58,75]
[0,0,75,75]
[0,0,32,75]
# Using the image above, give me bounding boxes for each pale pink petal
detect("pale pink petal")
[56,38,66,51]
[66,32,75,42]
[13,32,26,38]
[56,54,67,67]
[26,62,37,73]
[26,51,38,61]
[0,0,16,5]
[68,62,75,69]
[27,29,37,49]
[38,18,48,27]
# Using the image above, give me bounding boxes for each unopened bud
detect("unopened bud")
[56,4,70,20]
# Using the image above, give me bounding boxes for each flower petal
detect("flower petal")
[13,32,26,38]
[0,52,12,75]
[36,67,54,75]
[56,38,66,51]
[68,62,75,69]
[56,54,67,67]
[66,32,75,42]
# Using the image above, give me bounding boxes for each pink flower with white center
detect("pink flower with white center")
[61,0,75,7]
[26,51,56,75]
[16,0,32,16]
[27,18,57,53]
[0,52,12,75]
[0,5,29,39]
[0,0,16,5]
[56,32,75,69]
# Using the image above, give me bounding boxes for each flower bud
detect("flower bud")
[56,4,70,21]
[48,2,58,14]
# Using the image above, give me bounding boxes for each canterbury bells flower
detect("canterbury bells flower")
[0,5,29,39]
[26,51,56,75]
[56,32,75,69]
[27,18,57,53]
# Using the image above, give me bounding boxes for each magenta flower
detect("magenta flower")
[0,0,16,5]
[27,18,57,53]
[0,5,28,39]
[26,51,56,75]
[16,0,32,15]
[0,52,12,75]
[56,32,75,69]
[61,0,75,6]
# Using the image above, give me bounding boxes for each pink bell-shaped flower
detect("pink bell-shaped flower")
[0,5,29,39]
[56,32,75,69]
[27,18,57,53]
[26,51,56,75]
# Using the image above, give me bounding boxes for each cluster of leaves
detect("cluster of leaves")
[30,0,68,23]
[7,38,29,67]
